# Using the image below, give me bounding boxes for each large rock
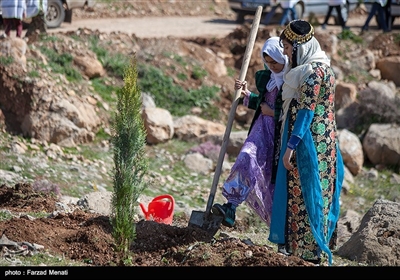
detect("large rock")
[142,107,174,144]
[376,56,400,87]
[173,115,225,142]
[336,199,400,266]
[362,124,400,167]
[338,129,364,176]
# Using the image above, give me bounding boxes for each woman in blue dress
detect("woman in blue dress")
[268,20,344,266]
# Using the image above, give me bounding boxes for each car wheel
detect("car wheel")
[45,0,65,28]
[236,12,246,24]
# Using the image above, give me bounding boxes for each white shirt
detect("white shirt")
[26,0,48,18]
[376,0,388,7]
[280,0,298,9]
[328,0,346,6]
[1,0,27,19]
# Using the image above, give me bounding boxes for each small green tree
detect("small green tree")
[110,55,148,255]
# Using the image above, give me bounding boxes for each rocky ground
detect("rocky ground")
[0,0,398,269]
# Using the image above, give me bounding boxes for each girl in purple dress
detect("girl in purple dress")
[212,37,289,228]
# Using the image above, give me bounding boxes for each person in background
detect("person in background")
[211,37,289,228]
[268,19,344,266]
[321,0,349,31]
[261,0,280,25]
[279,0,298,27]
[361,0,389,33]
[1,0,27,38]
[25,0,48,38]
[384,0,392,31]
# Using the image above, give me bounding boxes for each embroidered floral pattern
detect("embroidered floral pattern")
[285,62,338,262]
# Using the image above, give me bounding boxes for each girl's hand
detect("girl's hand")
[260,102,274,116]
[234,79,249,97]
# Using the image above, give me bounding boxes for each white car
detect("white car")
[0,0,98,28]
[228,0,359,24]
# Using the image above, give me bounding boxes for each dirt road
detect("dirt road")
[48,16,242,38]
[45,14,386,39]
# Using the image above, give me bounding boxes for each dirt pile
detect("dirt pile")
[0,183,313,266]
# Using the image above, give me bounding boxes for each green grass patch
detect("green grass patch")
[177,72,187,81]
[88,35,129,78]
[27,70,40,78]
[91,77,119,105]
[137,64,220,118]
[191,65,207,80]
[0,56,14,65]
[39,34,59,42]
[227,67,236,77]
[0,210,13,221]
[337,29,363,44]
[39,46,82,82]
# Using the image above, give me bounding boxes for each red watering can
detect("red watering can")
[139,194,175,225]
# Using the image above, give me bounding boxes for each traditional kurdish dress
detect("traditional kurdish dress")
[268,36,344,265]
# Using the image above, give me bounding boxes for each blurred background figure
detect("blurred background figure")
[1,0,27,38]
[279,0,298,26]
[25,0,48,38]
[321,0,349,31]
[361,0,389,33]
[261,0,280,25]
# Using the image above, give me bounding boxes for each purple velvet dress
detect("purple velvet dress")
[221,86,278,226]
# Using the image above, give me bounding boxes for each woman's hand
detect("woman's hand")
[283,147,294,171]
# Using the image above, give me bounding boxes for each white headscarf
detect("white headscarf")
[280,36,331,137]
[282,36,330,99]
[260,37,289,92]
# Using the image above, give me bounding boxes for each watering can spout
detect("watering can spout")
[139,202,149,219]
[139,194,175,225]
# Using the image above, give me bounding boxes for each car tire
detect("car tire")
[45,0,65,29]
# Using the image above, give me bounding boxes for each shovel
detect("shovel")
[188,6,263,236]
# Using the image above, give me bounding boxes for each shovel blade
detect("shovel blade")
[188,210,223,236]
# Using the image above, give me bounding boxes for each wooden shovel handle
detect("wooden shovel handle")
[205,6,263,217]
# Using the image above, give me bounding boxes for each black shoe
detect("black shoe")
[211,203,236,227]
